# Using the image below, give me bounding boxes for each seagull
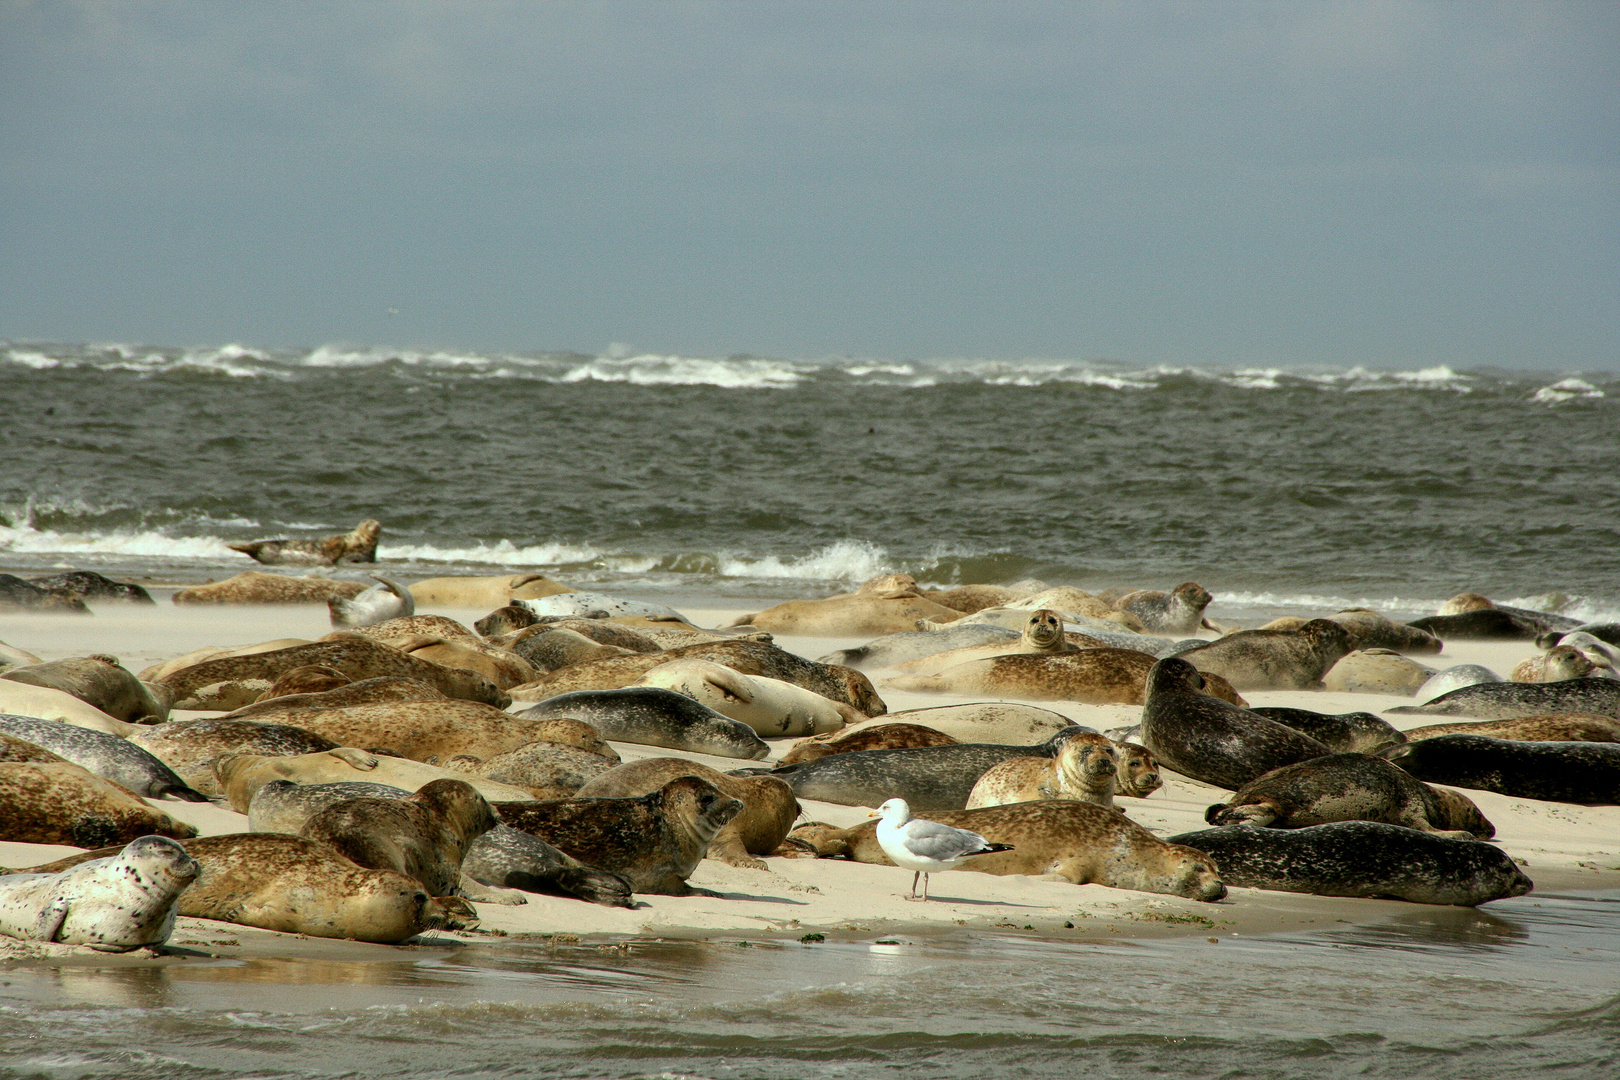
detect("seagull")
[870,797,1014,901]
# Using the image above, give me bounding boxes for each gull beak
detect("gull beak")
[866,810,880,818]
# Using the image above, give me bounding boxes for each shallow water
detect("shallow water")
[2,891,1615,1079]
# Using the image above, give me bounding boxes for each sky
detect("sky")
[1,1,1615,368]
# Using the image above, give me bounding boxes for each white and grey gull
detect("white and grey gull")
[870,797,1014,901]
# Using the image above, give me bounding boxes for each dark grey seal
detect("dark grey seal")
[0,714,208,801]
[1388,678,1620,719]
[1249,707,1406,753]
[1564,623,1620,647]
[1379,735,1620,805]
[1139,658,1330,791]
[1166,822,1533,906]
[1408,609,1568,640]
[740,726,1090,810]
[0,574,88,613]
[515,687,769,760]
[129,718,341,795]
[28,571,155,605]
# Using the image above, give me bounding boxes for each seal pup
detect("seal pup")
[1415,665,1502,702]
[1321,650,1437,695]
[1204,754,1494,837]
[1167,822,1533,906]
[1,655,171,723]
[1379,735,1620,805]
[966,732,1119,809]
[1113,742,1162,798]
[1172,620,1353,691]
[328,575,415,627]
[129,719,341,796]
[495,776,744,895]
[576,758,800,870]
[171,571,371,605]
[1139,658,1331,791]
[0,716,208,802]
[26,570,155,605]
[440,741,621,798]
[1325,609,1443,654]
[299,779,497,899]
[0,836,199,951]
[886,648,1248,706]
[1248,707,1405,754]
[636,659,855,736]
[1112,583,1213,636]
[215,748,540,811]
[794,802,1227,901]
[227,519,380,566]
[871,798,1012,900]
[1402,714,1620,744]
[779,723,961,766]
[0,681,135,737]
[1510,645,1603,683]
[1389,678,1620,719]
[0,762,199,847]
[225,676,446,717]
[241,701,610,765]
[514,687,770,760]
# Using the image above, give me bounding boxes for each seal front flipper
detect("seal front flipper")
[33,895,71,942]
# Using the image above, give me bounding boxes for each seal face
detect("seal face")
[0,836,199,951]
[965,733,1118,809]
[1379,735,1620,805]
[1167,822,1533,906]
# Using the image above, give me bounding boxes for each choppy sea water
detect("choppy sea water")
[1,890,1615,1079]
[3,342,1619,621]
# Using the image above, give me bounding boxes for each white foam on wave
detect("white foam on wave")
[558,354,806,388]
[1531,378,1605,404]
[0,521,239,561]
[380,538,604,567]
[1212,590,1445,615]
[716,539,892,582]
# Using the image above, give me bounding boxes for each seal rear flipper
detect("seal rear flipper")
[164,783,213,803]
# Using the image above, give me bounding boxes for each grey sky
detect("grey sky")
[2,0,1615,368]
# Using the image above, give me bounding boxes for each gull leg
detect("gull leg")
[921,873,930,901]
[910,871,920,899]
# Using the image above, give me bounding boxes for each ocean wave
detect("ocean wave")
[1531,378,1606,404]
[0,521,240,561]
[715,539,893,582]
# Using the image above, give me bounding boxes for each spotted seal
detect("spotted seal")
[503,628,637,672]
[0,762,198,847]
[238,701,610,764]
[1389,678,1620,719]
[25,570,155,605]
[816,624,1023,670]
[519,591,692,623]
[297,779,496,899]
[1172,620,1353,692]
[1325,609,1443,654]
[439,741,621,798]
[1248,707,1405,753]
[328,575,415,627]
[1,655,171,723]
[636,659,857,736]
[171,571,371,605]
[1402,714,1620,743]
[128,719,340,795]
[224,676,447,718]
[1415,665,1502,702]
[214,748,540,811]
[250,665,354,701]
[0,716,208,802]
[1167,822,1533,906]
[1408,609,1563,640]
[1379,735,1620,805]
[779,723,961,766]
[919,584,1026,615]
[514,687,770,760]
[870,703,1081,745]
[886,648,1248,706]
[965,733,1119,809]
[0,836,198,951]
[888,610,1099,676]
[1113,742,1163,798]
[1111,583,1213,636]
[0,574,88,613]
[227,519,380,566]
[1510,645,1603,683]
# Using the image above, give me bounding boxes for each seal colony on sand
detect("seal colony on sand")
[1204,754,1494,837]
[0,836,199,951]
[0,715,208,802]
[227,519,381,566]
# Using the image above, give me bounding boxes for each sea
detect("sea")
[2,340,1618,1078]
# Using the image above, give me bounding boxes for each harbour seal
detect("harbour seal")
[171,571,371,605]
[725,591,967,636]
[887,610,1099,676]
[1402,713,1620,743]
[129,719,341,795]
[299,779,496,898]
[495,776,744,895]
[491,615,663,654]
[225,676,447,718]
[0,681,135,737]
[816,624,1023,670]
[0,716,208,802]
[504,627,638,672]
[872,703,1081,745]
[0,574,88,613]
[227,519,380,566]
[440,741,621,798]
[214,748,540,811]
[748,726,1091,810]
[1510,644,1602,683]
[1379,735,1620,805]
[965,732,1119,809]
[1325,609,1443,654]
[240,701,611,764]
[1172,620,1353,691]
[1388,678,1620,719]
[0,762,198,846]
[1321,649,1437,695]
[328,632,536,690]
[792,802,1226,901]
[0,640,43,675]
[408,574,574,609]
[139,638,312,683]
[515,688,770,760]
[1538,631,1620,669]
[0,836,198,951]
[886,648,1248,706]
[1139,657,1332,791]
[779,723,961,766]
[576,758,801,870]
[1112,583,1213,636]
[920,584,1026,614]
[251,665,353,700]
[1006,587,1146,629]
[1415,664,1502,702]
[1,655,171,723]
[0,733,66,764]
[328,575,415,627]
[248,779,410,832]
[518,591,693,623]
[1407,609,1561,640]
[26,570,155,605]
[1167,822,1533,906]
[1204,753,1494,837]
[1248,707,1405,753]
[636,659,856,736]
[1113,742,1162,798]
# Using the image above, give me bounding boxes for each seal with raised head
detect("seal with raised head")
[227,519,380,566]
[1113,741,1162,798]
[1204,753,1494,837]
[171,571,370,605]
[576,758,800,870]
[1112,583,1213,636]
[886,648,1248,706]
[0,762,198,847]
[514,687,770,760]
[1379,735,1620,805]
[1402,713,1620,744]
[1172,620,1353,692]
[888,609,1097,676]
[792,801,1226,901]
[1248,707,1405,753]
[1139,657,1331,791]
[0,715,208,802]
[215,748,540,811]
[965,732,1119,809]
[779,723,961,766]
[26,570,155,605]
[298,778,497,898]
[328,575,415,627]
[128,718,340,795]
[1510,644,1602,683]
[1,655,171,723]
[495,776,744,895]
[0,836,198,951]
[1389,678,1620,719]
[1167,822,1533,906]
[636,658,856,736]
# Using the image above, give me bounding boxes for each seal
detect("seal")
[408,574,574,609]
[1510,644,1602,683]
[440,741,621,798]
[504,628,638,672]
[1325,609,1443,654]
[225,676,447,718]
[1139,657,1332,791]
[128,718,341,795]
[139,638,312,683]
[328,575,415,627]
[227,519,380,566]
[171,571,371,605]
[872,703,1082,745]
[0,762,198,847]
[0,715,208,802]
[461,824,635,907]
[920,584,1025,615]
[1168,822,1533,905]
[886,648,1248,707]
[750,726,1091,810]
[791,801,1227,901]
[636,659,856,736]
[1402,713,1620,743]
[0,732,66,764]
[514,688,771,760]
[722,573,965,636]
[495,776,744,895]
[1112,583,1213,636]
[1005,587,1145,629]
[1204,753,1494,837]
[0,574,88,613]
[1,655,171,723]
[1389,678,1620,719]
[1172,620,1353,691]
[575,758,801,870]
[322,632,537,690]
[214,748,540,811]
[965,732,1119,809]
[1321,649,1437,695]
[251,665,353,701]
[26,570,154,605]
[1379,735,1620,804]
[816,623,1023,670]
[239,701,611,764]
[248,778,410,832]
[298,779,496,898]
[1113,741,1162,797]
[0,836,198,951]
[0,640,43,675]
[1415,665,1502,702]
[1538,631,1620,670]
[888,610,1099,676]
[154,636,510,710]
[779,723,960,766]
[1247,707,1405,753]
[1407,609,1559,640]
[519,591,693,623]
[0,681,135,737]
[493,616,664,654]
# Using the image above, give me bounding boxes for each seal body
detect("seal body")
[887,648,1248,706]
[1415,665,1502,702]
[1,656,171,722]
[1167,822,1533,906]
[241,702,609,764]
[1379,735,1620,805]
[328,576,415,627]
[637,659,854,736]
[1248,707,1405,754]
[515,687,770,760]
[726,584,967,636]
[0,715,208,801]
[1408,610,1561,640]
[1173,620,1353,691]
[873,703,1079,745]
[172,572,370,605]
[1326,609,1443,654]
[299,779,497,897]
[1389,679,1620,719]
[0,574,88,612]
[0,836,198,951]
[1322,650,1436,695]
[224,676,446,717]
[966,733,1119,809]
[129,719,340,795]
[1402,714,1620,744]
[26,571,154,605]
[519,591,690,622]
[0,762,199,847]
[0,681,134,737]
[443,741,621,798]
[408,574,574,609]
[227,520,380,566]
[817,624,1021,670]
[215,748,539,811]
[779,723,960,766]
[1113,583,1213,636]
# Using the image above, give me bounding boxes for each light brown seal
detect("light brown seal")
[1439,592,1495,615]
[637,658,857,736]
[0,732,68,764]
[889,609,1087,675]
[1321,649,1437,695]
[725,580,967,636]
[1113,742,1162,798]
[502,627,639,672]
[128,719,340,795]
[441,741,622,798]
[887,648,1248,706]
[172,571,370,605]
[1112,583,1213,636]
[338,614,483,645]
[138,639,311,683]
[408,574,574,609]
[575,758,800,870]
[1403,713,1620,743]
[966,733,1119,809]
[214,748,539,811]
[226,519,380,566]
[920,584,1025,615]
[1008,587,1146,629]
[779,723,960,766]
[0,761,199,847]
[1,655,172,723]
[1173,619,1354,691]
[495,616,665,653]
[791,801,1226,901]
[1511,645,1600,683]
[0,681,136,738]
[874,703,1079,745]
[495,776,744,895]
[1326,609,1444,654]
[236,701,612,764]
[298,779,496,898]
[226,676,447,718]
[323,632,536,690]
[253,665,353,701]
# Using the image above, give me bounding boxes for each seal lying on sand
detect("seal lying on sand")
[495,776,744,895]
[1322,650,1437,695]
[409,574,574,609]
[637,658,856,736]
[869,703,1079,745]
[1248,707,1405,754]
[1401,714,1620,743]
[224,676,447,717]
[129,719,340,795]
[792,802,1226,901]
[1379,735,1620,805]
[215,748,539,811]
[1408,609,1564,640]
[887,610,1098,676]
[514,688,769,760]
[27,570,154,605]
[0,716,208,801]
[817,624,1023,670]
[0,574,88,613]
[1415,665,1502,702]
[779,723,961,766]
[0,836,198,951]
[0,682,135,737]
[299,779,496,898]
[504,628,638,672]
[329,576,414,627]
[886,648,1248,706]
[171,572,371,605]
[724,574,967,636]
[228,519,380,566]
[1111,583,1213,636]
[966,732,1119,809]
[0,762,198,847]
[1325,609,1443,654]
[1389,678,1620,720]
[1510,645,1604,683]
[242,701,610,765]
[1,656,171,722]
[441,741,621,798]
[1172,620,1353,691]
[1167,822,1533,906]
[1205,754,1494,837]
